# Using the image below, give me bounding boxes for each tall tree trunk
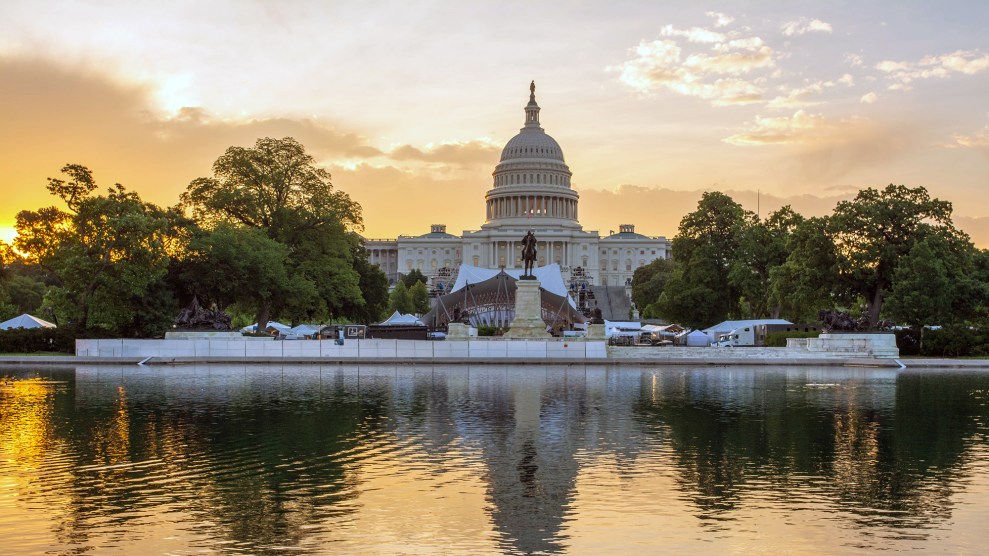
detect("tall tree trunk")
[868,286,884,329]
[256,302,271,335]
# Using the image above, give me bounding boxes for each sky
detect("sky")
[1,0,988,246]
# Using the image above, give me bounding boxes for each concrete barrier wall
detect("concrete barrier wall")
[607,346,851,359]
[75,338,607,360]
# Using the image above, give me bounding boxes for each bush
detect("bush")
[895,325,989,357]
[763,330,820,347]
[0,325,116,354]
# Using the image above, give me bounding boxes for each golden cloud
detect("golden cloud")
[387,140,501,166]
[877,50,989,88]
[612,29,774,106]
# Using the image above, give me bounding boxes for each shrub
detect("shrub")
[763,330,820,347]
[0,325,117,354]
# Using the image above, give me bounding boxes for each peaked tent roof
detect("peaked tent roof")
[379,311,425,326]
[451,263,573,305]
[0,313,57,330]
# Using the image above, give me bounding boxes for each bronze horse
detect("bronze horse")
[521,231,537,276]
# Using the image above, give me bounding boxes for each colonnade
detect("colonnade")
[486,195,577,221]
[484,239,575,268]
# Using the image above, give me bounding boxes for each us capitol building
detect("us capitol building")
[365,82,670,294]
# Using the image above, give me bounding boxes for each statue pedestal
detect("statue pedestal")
[505,279,551,339]
[585,324,605,340]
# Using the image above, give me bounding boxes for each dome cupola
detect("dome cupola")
[483,82,581,231]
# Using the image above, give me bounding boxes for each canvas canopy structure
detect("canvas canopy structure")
[680,329,712,347]
[0,314,57,330]
[241,321,292,335]
[604,320,641,338]
[379,311,425,326]
[424,265,586,330]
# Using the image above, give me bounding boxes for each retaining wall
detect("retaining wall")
[75,338,607,360]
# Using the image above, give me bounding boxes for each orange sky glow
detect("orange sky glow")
[1,1,987,246]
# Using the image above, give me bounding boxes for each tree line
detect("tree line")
[632,188,989,344]
[0,137,390,337]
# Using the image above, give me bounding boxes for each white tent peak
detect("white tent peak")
[0,313,57,330]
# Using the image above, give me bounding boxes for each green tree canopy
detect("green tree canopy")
[729,206,803,319]
[14,165,175,334]
[408,280,431,316]
[885,230,980,338]
[656,192,752,328]
[181,137,366,329]
[631,258,677,319]
[401,269,428,288]
[767,217,845,322]
[388,281,412,315]
[829,184,957,326]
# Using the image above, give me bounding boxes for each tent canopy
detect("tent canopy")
[0,314,56,330]
[451,263,574,307]
[424,269,586,329]
[379,311,425,326]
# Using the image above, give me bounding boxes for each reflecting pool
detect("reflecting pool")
[1,365,988,554]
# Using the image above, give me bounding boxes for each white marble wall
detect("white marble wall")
[75,338,609,360]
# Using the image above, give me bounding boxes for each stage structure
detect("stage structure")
[422,264,586,333]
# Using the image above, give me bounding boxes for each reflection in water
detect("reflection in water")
[0,365,986,554]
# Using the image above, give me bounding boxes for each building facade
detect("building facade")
[365,82,670,293]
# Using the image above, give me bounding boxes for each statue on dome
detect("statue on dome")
[521,230,538,276]
[530,80,535,95]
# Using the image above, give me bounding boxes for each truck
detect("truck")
[716,323,820,347]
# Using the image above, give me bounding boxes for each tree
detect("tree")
[656,192,752,327]
[181,137,365,329]
[409,281,431,316]
[767,217,845,322]
[829,184,956,327]
[340,241,389,324]
[15,165,175,333]
[885,231,980,349]
[400,269,428,288]
[388,281,412,315]
[0,241,18,319]
[729,206,803,319]
[631,258,677,318]
[181,224,317,325]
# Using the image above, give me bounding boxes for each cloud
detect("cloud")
[876,50,989,88]
[781,18,833,36]
[661,24,725,44]
[950,125,989,148]
[724,110,833,146]
[0,55,492,234]
[845,53,865,67]
[328,163,488,238]
[860,92,878,103]
[706,11,734,28]
[612,25,775,106]
[387,140,500,166]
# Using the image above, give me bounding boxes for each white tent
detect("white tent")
[379,311,425,326]
[682,329,711,347]
[450,263,576,308]
[241,321,292,334]
[0,313,56,330]
[288,324,322,338]
[604,320,641,338]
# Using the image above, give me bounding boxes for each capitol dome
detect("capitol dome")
[483,82,580,230]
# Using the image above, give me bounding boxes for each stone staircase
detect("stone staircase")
[587,286,632,321]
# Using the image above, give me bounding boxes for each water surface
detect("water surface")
[1,364,987,554]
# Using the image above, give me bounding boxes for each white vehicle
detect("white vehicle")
[715,326,755,347]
